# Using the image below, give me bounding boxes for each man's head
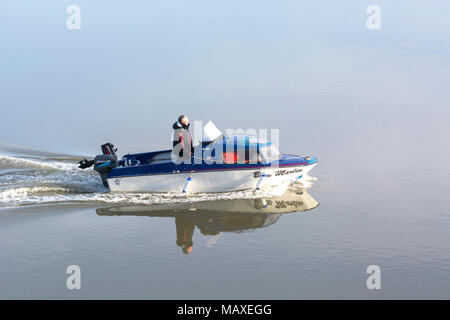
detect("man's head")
[182,245,193,255]
[178,115,189,126]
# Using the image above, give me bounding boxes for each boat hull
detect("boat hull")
[107,163,317,193]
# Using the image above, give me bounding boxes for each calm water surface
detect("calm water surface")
[0,1,449,299]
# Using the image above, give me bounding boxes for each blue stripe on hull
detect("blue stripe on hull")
[107,156,317,179]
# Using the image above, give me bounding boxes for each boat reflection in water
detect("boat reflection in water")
[96,188,319,254]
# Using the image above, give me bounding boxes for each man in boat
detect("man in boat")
[172,115,193,163]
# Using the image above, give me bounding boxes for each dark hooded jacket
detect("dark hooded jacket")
[172,121,193,158]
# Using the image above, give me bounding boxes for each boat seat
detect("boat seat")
[149,151,173,164]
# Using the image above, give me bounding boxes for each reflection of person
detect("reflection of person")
[175,216,195,255]
[172,211,282,255]
[172,115,193,161]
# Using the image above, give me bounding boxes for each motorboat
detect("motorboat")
[79,121,318,193]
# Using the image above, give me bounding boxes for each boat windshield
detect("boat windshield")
[259,143,280,163]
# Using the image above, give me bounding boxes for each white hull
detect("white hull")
[107,164,317,193]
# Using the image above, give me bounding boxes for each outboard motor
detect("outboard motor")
[79,143,118,187]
